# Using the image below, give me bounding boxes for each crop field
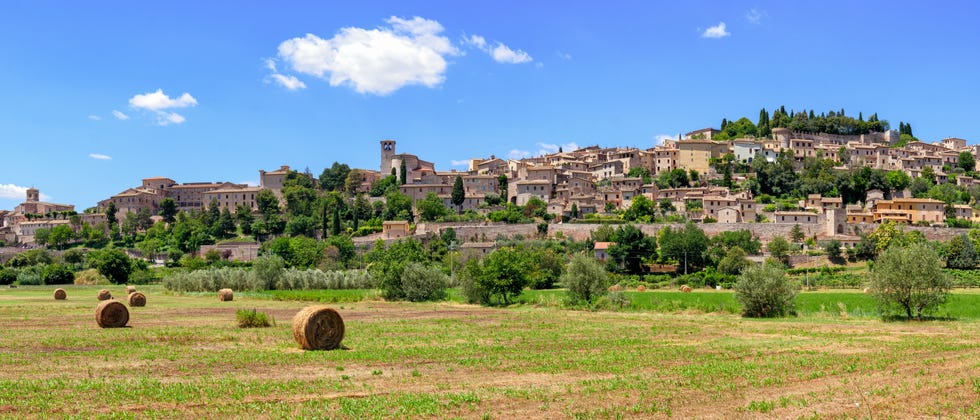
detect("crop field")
[0,285,978,418]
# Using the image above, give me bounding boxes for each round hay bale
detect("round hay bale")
[125,286,136,295]
[218,288,234,302]
[680,285,692,293]
[292,306,345,350]
[97,289,112,301]
[53,288,67,300]
[607,284,622,292]
[636,285,647,292]
[95,299,129,328]
[128,291,146,307]
[863,287,871,294]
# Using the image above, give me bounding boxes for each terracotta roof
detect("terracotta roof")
[593,242,614,250]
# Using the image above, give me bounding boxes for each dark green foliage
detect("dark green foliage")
[418,192,450,222]
[366,239,429,300]
[236,309,272,328]
[0,268,17,285]
[319,162,351,192]
[475,247,532,304]
[451,175,465,214]
[767,237,791,262]
[5,249,53,267]
[527,248,563,289]
[871,243,952,320]
[41,264,74,285]
[399,160,407,185]
[821,239,843,260]
[159,198,177,224]
[369,175,398,197]
[944,234,976,269]
[607,224,656,275]
[86,248,132,284]
[958,151,976,172]
[734,263,797,317]
[717,247,749,276]
[658,222,708,274]
[562,254,609,304]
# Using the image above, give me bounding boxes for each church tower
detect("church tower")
[26,188,39,203]
[380,140,396,175]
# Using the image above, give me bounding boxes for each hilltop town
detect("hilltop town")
[2,108,978,252]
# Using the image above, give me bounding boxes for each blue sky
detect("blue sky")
[2,1,979,210]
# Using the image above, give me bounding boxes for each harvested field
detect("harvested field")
[0,285,977,418]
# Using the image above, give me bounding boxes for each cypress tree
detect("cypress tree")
[332,205,341,236]
[399,160,407,185]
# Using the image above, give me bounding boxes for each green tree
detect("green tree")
[418,192,450,222]
[399,160,407,185]
[399,263,449,302]
[570,203,579,219]
[235,204,254,235]
[477,247,532,304]
[366,238,429,300]
[658,223,708,274]
[623,195,655,222]
[790,224,805,243]
[256,189,281,221]
[285,215,316,237]
[283,185,317,217]
[48,224,75,249]
[870,243,952,320]
[944,234,977,269]
[318,162,351,192]
[41,264,75,285]
[958,151,976,172]
[331,204,342,236]
[734,263,797,317]
[562,253,609,304]
[34,228,51,247]
[87,248,132,284]
[215,208,236,239]
[384,190,413,221]
[767,237,791,262]
[607,224,656,274]
[821,239,843,260]
[717,246,750,276]
[105,202,118,230]
[451,175,465,215]
[497,174,508,198]
[159,198,177,224]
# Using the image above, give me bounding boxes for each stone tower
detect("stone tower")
[26,188,39,202]
[380,140,396,176]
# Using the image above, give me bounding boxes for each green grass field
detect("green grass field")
[0,285,977,418]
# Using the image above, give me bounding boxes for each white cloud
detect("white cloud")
[702,22,730,39]
[557,51,572,60]
[88,115,101,121]
[89,153,112,160]
[112,110,129,120]
[491,42,533,64]
[126,89,195,125]
[129,89,197,111]
[450,159,469,167]
[269,73,307,91]
[465,35,486,49]
[508,149,532,160]
[746,8,765,24]
[276,16,458,96]
[0,184,52,201]
[158,112,186,126]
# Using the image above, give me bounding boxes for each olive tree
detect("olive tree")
[734,263,797,317]
[562,254,609,304]
[870,242,952,320]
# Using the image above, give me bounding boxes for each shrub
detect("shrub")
[458,259,490,304]
[870,243,952,320]
[41,264,74,285]
[252,255,286,290]
[562,254,609,304]
[74,268,110,285]
[162,267,371,292]
[0,268,17,285]
[734,264,797,317]
[16,265,43,285]
[236,309,272,328]
[128,269,159,285]
[399,263,449,302]
[87,248,132,284]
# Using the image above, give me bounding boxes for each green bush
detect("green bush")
[399,263,449,302]
[871,243,952,320]
[16,265,43,285]
[128,269,160,285]
[562,254,609,304]
[162,267,371,292]
[236,309,272,328]
[41,264,74,285]
[0,268,17,285]
[944,269,980,288]
[734,264,797,317]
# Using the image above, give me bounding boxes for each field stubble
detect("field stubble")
[0,285,976,418]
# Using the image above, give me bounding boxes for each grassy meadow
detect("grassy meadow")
[0,285,977,418]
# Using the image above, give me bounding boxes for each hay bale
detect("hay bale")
[680,285,692,293]
[218,288,234,302]
[97,289,112,301]
[53,288,67,300]
[128,291,146,307]
[292,306,345,350]
[125,286,136,295]
[95,299,129,328]
[607,284,623,292]
[863,287,871,294]
[636,285,647,292]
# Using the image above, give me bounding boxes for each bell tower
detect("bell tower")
[380,140,396,176]
[26,188,40,202]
